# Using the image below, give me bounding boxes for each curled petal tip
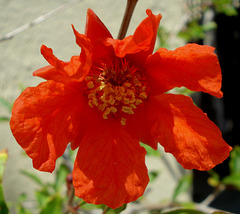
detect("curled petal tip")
[146,9,162,21]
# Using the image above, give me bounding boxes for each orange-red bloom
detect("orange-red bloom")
[10,9,232,208]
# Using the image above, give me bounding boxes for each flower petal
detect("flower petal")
[33,64,75,84]
[10,81,82,172]
[104,9,161,62]
[126,106,158,150]
[85,9,112,41]
[146,43,223,97]
[84,9,113,60]
[36,45,88,82]
[72,26,93,80]
[148,94,232,170]
[72,122,149,209]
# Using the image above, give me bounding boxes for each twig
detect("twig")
[0,0,81,43]
[102,206,109,214]
[200,184,225,207]
[64,184,77,214]
[117,0,138,40]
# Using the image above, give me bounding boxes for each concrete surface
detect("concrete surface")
[0,0,187,212]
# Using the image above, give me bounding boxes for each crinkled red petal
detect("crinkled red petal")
[36,45,91,82]
[104,9,161,64]
[146,43,223,97]
[148,94,232,170]
[72,25,93,81]
[126,106,158,150]
[10,81,84,172]
[72,122,149,209]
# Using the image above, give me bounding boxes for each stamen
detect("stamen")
[121,118,127,126]
[121,106,134,114]
[84,58,148,125]
[87,81,95,89]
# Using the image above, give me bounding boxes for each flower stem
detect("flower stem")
[64,183,76,214]
[117,0,138,40]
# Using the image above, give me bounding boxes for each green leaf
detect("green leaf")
[18,206,33,214]
[35,188,52,208]
[222,174,240,189]
[0,150,8,180]
[172,174,192,202]
[80,201,102,210]
[229,146,240,175]
[0,116,10,122]
[212,0,238,16]
[149,171,159,182]
[17,195,33,214]
[207,170,220,187]
[0,185,9,214]
[39,194,63,214]
[161,208,205,214]
[157,26,170,48]
[0,97,12,112]
[105,204,127,214]
[20,170,44,187]
[0,149,9,214]
[178,20,206,42]
[54,163,70,192]
[140,143,160,156]
[202,22,217,32]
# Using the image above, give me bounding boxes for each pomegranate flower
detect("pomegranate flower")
[10,9,231,208]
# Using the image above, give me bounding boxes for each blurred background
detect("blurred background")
[0,0,239,213]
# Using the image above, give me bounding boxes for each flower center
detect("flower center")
[84,58,148,125]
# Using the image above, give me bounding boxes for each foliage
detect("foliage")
[178,0,239,43]
[172,174,192,202]
[212,0,238,16]
[208,146,240,190]
[0,149,9,214]
[178,20,217,42]
[0,97,12,122]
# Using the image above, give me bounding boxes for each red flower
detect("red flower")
[10,9,232,208]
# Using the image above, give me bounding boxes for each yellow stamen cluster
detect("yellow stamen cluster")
[84,59,148,125]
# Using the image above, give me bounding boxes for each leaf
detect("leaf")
[140,143,160,156]
[212,0,238,16]
[18,206,33,214]
[39,194,63,214]
[149,171,159,182]
[0,149,9,214]
[20,170,44,187]
[0,97,12,112]
[35,188,52,208]
[207,170,220,187]
[105,204,127,214]
[157,26,170,48]
[222,174,240,189]
[229,146,240,175]
[54,163,70,192]
[161,208,205,214]
[0,117,10,122]
[172,174,192,202]
[0,150,8,180]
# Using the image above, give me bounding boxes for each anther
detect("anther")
[84,57,148,125]
[121,118,127,126]
[87,81,95,89]
[121,106,134,114]
[140,92,147,99]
